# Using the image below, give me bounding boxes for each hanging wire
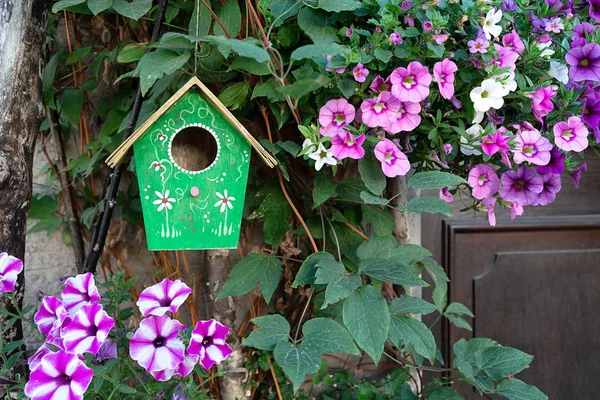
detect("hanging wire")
[194,0,200,76]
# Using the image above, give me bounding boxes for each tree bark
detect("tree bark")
[0,0,47,341]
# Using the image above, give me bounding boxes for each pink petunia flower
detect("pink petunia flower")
[502,30,525,53]
[62,303,115,355]
[481,128,511,167]
[0,252,23,295]
[136,278,192,317]
[571,162,588,188]
[468,164,500,199]
[545,18,564,33]
[510,202,524,220]
[433,32,449,44]
[553,116,589,152]
[531,86,557,122]
[331,132,366,160]
[129,315,186,373]
[390,62,432,102]
[318,98,356,137]
[468,37,490,53]
[500,166,544,206]
[422,21,433,32]
[369,75,391,93]
[24,350,94,400]
[384,101,422,134]
[433,58,458,99]
[176,352,200,378]
[188,319,233,371]
[513,129,553,166]
[352,63,369,83]
[482,197,497,226]
[360,92,401,128]
[533,174,561,206]
[28,335,65,370]
[374,139,410,178]
[440,187,453,203]
[34,296,70,337]
[61,273,101,316]
[494,44,519,71]
[389,32,403,45]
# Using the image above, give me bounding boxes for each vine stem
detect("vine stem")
[293,287,313,341]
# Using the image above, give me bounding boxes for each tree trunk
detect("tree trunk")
[0,0,47,342]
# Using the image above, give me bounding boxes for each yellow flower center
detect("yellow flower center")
[580,59,590,67]
[561,129,573,139]
[402,76,415,89]
[373,102,386,113]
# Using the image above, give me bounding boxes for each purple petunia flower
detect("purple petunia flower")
[331,132,366,160]
[572,23,595,42]
[34,296,70,337]
[582,94,600,136]
[390,62,432,102]
[571,162,588,188]
[482,197,497,226]
[531,86,557,123]
[0,252,23,295]
[433,58,458,99]
[345,28,353,38]
[188,319,233,371]
[440,187,453,203]
[468,37,490,54]
[494,44,519,72]
[61,273,101,316]
[96,339,117,362]
[536,147,565,175]
[136,278,192,317]
[587,0,600,20]
[360,92,401,128]
[24,350,94,400]
[422,21,433,32]
[553,116,589,152]
[468,164,500,200]
[129,315,186,373]
[389,32,403,45]
[352,63,369,83]
[500,166,544,206]
[384,101,422,134]
[318,98,356,137]
[502,0,518,12]
[62,303,115,355]
[482,129,511,167]
[533,174,561,206]
[566,43,600,82]
[502,30,525,53]
[513,129,553,166]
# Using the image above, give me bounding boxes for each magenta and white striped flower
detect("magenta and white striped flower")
[129,315,186,372]
[136,278,192,317]
[0,252,23,295]
[61,273,101,316]
[188,319,232,371]
[34,296,70,337]
[24,350,93,400]
[62,303,115,355]
[176,352,199,378]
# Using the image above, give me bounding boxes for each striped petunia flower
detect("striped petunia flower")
[188,319,232,371]
[0,252,23,295]
[148,352,199,382]
[129,315,186,373]
[62,303,115,355]
[34,296,70,337]
[24,350,93,400]
[136,278,192,317]
[61,273,101,316]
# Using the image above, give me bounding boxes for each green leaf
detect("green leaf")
[314,258,361,308]
[52,0,86,12]
[258,191,291,247]
[218,82,250,110]
[358,155,386,195]
[402,196,453,216]
[112,0,152,19]
[374,48,393,63]
[302,318,359,355]
[117,43,146,63]
[228,57,271,75]
[427,387,464,400]
[217,253,283,303]
[66,46,92,65]
[408,171,466,190]
[318,0,362,12]
[292,252,334,287]
[297,7,338,44]
[278,75,330,101]
[388,315,436,363]
[422,258,448,313]
[445,302,474,317]
[359,191,389,206]
[189,1,212,36]
[135,49,190,95]
[252,77,285,102]
[243,314,290,351]
[496,378,548,400]
[214,0,242,37]
[274,341,321,393]
[361,205,394,236]
[118,384,137,394]
[390,296,437,316]
[342,285,389,364]
[290,43,349,60]
[207,36,270,63]
[476,346,534,380]
[357,236,432,265]
[60,87,84,126]
[28,196,56,220]
[313,174,337,208]
[268,0,303,22]
[446,314,472,331]
[337,78,356,98]
[360,258,428,287]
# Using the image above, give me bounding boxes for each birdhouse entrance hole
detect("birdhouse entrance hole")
[170,126,218,172]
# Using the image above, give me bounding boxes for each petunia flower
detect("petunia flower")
[153,190,176,212]
[369,75,391,93]
[345,28,353,38]
[536,147,565,175]
[481,129,511,167]
[553,116,589,152]
[214,190,235,213]
[582,94,600,134]
[494,44,519,72]
[482,8,503,40]
[352,63,369,83]
[61,273,101,316]
[572,23,595,42]
[176,352,200,378]
[433,32,449,44]
[470,79,506,113]
[460,124,483,156]
[188,319,233,371]
[129,315,186,373]
[468,37,489,54]
[62,303,115,355]
[566,43,600,82]
[570,162,588,188]
[433,59,457,100]
[331,132,366,160]
[548,61,569,84]
[390,62,432,102]
[373,139,410,178]
[422,21,433,32]
[500,166,544,206]
[502,0,518,12]
[531,86,557,123]
[533,174,561,206]
[510,202,524,220]
[502,30,525,53]
[389,32,403,45]
[545,18,564,33]
[24,350,94,400]
[513,129,553,166]
[384,101,422,134]
[150,368,176,382]
[587,0,600,20]
[28,335,65,370]
[536,41,555,58]
[0,252,23,295]
[468,164,500,199]
[34,295,70,337]
[136,278,193,317]
[318,98,355,137]
[360,92,401,128]
[482,197,497,226]
[308,144,337,171]
[439,187,453,203]
[96,339,117,362]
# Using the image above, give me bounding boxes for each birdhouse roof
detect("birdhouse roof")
[106,76,277,168]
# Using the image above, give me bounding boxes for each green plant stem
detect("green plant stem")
[293,288,313,342]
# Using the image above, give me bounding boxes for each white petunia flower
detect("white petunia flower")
[548,61,569,84]
[491,72,517,96]
[537,41,554,57]
[153,190,176,212]
[470,79,506,113]
[308,144,337,171]
[214,190,235,213]
[482,8,502,40]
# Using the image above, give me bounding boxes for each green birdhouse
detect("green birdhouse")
[106,77,277,250]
